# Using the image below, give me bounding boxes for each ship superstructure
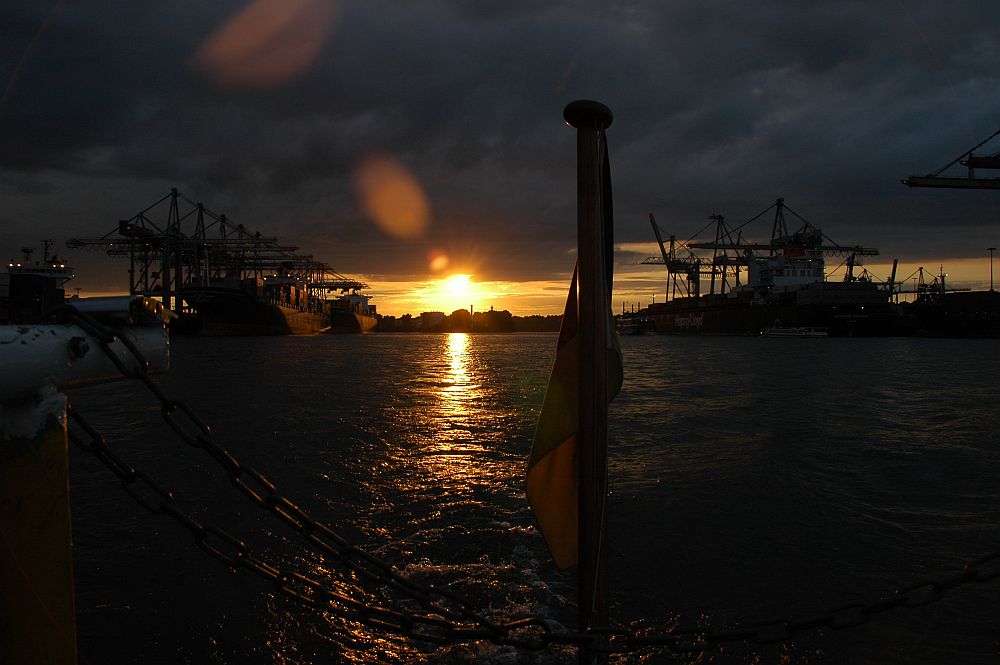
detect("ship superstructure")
[1,242,75,324]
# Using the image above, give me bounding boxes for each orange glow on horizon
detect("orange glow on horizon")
[368,275,573,317]
[413,273,477,313]
[367,255,1000,317]
[69,257,1000,319]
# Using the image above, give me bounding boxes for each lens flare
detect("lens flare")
[193,0,337,89]
[354,153,430,239]
[428,250,450,273]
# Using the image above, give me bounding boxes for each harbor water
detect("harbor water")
[66,333,1000,664]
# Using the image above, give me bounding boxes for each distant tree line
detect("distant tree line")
[375,308,562,333]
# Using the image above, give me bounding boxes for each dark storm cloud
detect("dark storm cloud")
[2,0,999,291]
[0,3,219,167]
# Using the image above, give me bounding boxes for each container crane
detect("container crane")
[641,199,881,300]
[641,213,704,300]
[67,189,367,312]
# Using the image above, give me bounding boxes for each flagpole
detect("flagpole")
[564,99,613,665]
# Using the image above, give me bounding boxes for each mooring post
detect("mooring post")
[0,297,169,665]
[564,99,613,665]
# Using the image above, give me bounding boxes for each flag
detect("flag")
[526,128,623,569]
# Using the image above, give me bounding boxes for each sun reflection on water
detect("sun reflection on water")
[440,332,476,418]
[427,333,485,466]
[371,333,532,515]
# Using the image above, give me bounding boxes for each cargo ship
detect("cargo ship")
[329,291,377,333]
[2,243,172,330]
[182,277,378,336]
[643,199,910,337]
[181,276,331,335]
[895,267,1000,337]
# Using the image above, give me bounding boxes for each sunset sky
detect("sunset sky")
[2,1,999,316]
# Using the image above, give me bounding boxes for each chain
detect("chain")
[66,404,529,645]
[599,547,1000,653]
[67,399,569,650]
[53,304,554,649]
[53,304,1000,656]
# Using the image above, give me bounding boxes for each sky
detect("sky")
[2,0,999,316]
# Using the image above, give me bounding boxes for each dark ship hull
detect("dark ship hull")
[648,282,910,337]
[1,273,68,324]
[181,279,381,336]
[326,291,378,334]
[328,309,377,334]
[182,284,330,336]
[901,290,1000,337]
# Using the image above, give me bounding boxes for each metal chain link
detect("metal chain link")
[66,405,499,643]
[600,548,1000,653]
[53,304,1000,655]
[52,304,547,648]
[68,398,569,651]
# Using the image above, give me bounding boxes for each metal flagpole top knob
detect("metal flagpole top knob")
[563,100,613,130]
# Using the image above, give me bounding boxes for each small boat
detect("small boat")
[614,313,653,336]
[762,323,828,338]
[615,315,639,336]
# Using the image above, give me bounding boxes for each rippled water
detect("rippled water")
[67,333,1000,664]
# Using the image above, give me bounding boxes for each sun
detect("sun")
[442,273,472,299]
[422,273,483,312]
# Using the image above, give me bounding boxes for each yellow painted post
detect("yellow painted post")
[0,393,77,665]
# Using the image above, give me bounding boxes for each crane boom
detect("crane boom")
[688,241,878,256]
[648,213,671,265]
[902,128,1000,188]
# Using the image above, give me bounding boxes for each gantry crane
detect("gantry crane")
[67,189,367,311]
[643,199,880,300]
[640,213,704,300]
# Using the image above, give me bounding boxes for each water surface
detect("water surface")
[67,333,1000,663]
